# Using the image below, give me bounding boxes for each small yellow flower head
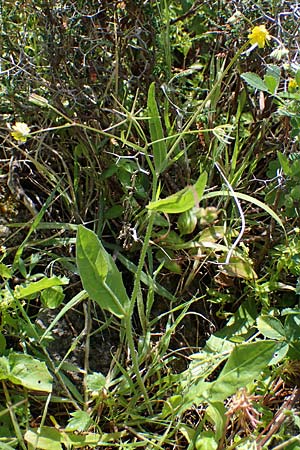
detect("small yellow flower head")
[248,25,271,49]
[288,78,298,92]
[11,122,31,142]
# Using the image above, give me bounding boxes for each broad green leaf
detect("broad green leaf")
[76,226,129,317]
[266,64,281,84]
[147,82,168,173]
[8,353,52,392]
[41,285,65,309]
[195,432,218,450]
[25,427,100,450]
[25,427,125,449]
[15,276,69,299]
[65,410,93,432]
[284,313,300,342]
[263,75,278,94]
[241,72,269,92]
[197,340,279,402]
[147,171,207,213]
[257,315,286,340]
[269,342,288,365]
[264,65,281,94]
[25,428,63,450]
[296,69,300,86]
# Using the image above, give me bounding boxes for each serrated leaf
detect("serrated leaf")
[76,226,129,317]
[241,72,269,92]
[147,82,168,173]
[147,171,207,213]
[15,276,69,299]
[87,372,106,392]
[65,410,93,432]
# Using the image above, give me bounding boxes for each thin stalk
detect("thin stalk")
[123,173,158,415]
[167,41,250,160]
[2,381,27,450]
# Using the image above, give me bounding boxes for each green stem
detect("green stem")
[123,172,157,414]
[167,41,250,160]
[2,381,27,450]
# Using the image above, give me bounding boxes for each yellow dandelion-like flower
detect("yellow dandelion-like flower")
[10,122,31,142]
[248,25,271,49]
[288,78,298,92]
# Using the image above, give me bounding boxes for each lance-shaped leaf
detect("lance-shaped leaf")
[195,340,279,403]
[147,82,168,173]
[76,225,129,317]
[147,171,207,214]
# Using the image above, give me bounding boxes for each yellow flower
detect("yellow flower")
[288,78,298,92]
[248,25,271,49]
[11,122,31,142]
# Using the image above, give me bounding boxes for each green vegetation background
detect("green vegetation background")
[1,1,300,448]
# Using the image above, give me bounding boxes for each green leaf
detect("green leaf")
[195,431,218,450]
[296,69,300,86]
[65,410,93,432]
[0,263,12,279]
[76,225,129,317]
[0,357,10,380]
[206,402,226,441]
[0,333,6,353]
[25,427,63,450]
[147,82,168,173]
[285,313,300,342]
[1,353,53,392]
[241,72,269,92]
[15,276,69,299]
[220,255,257,280]
[41,285,65,309]
[197,341,279,402]
[25,426,125,449]
[87,372,106,392]
[264,65,281,94]
[278,151,291,175]
[257,315,286,340]
[147,171,207,213]
[25,427,101,450]
[263,75,278,94]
